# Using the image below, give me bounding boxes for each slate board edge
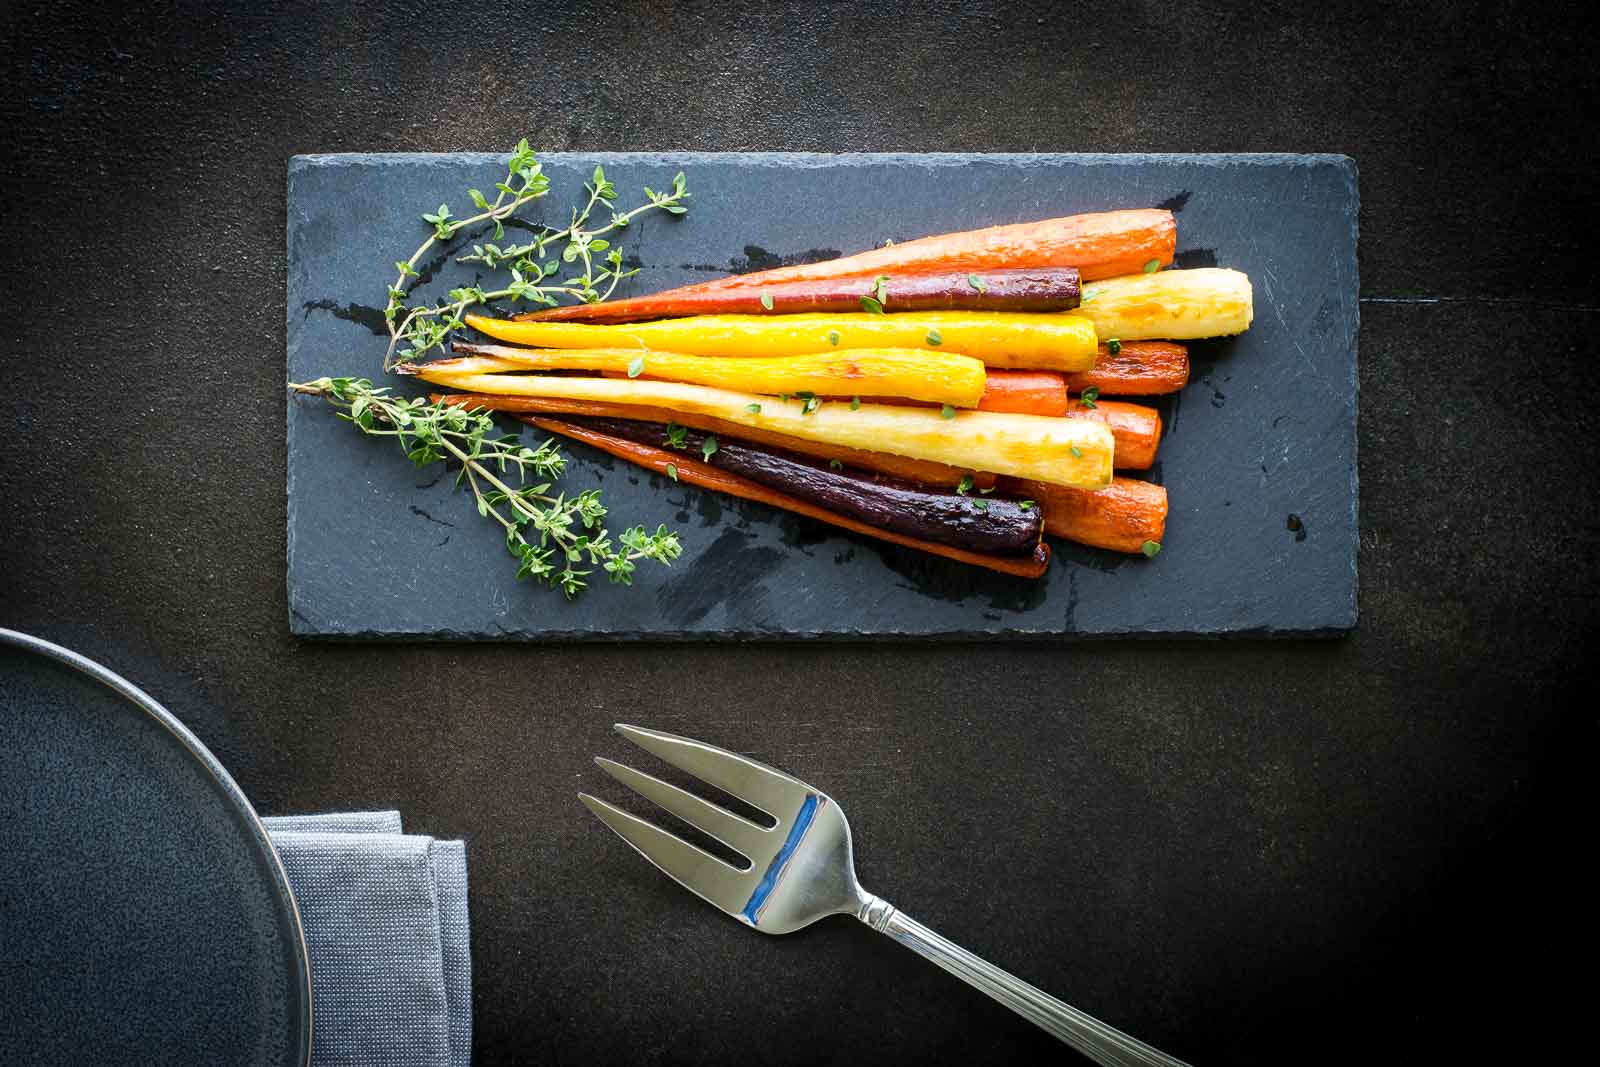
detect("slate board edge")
[286,152,1359,642]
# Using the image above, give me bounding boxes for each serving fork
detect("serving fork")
[580,724,1191,1067]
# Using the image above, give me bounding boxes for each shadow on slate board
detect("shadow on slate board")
[286,152,1358,639]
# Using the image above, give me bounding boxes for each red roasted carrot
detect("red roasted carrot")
[430,393,997,490]
[1065,398,1161,470]
[513,269,1082,323]
[510,209,1175,324]
[1000,476,1169,554]
[1064,342,1190,397]
[530,417,1051,579]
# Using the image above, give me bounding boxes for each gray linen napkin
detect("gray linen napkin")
[263,812,471,1067]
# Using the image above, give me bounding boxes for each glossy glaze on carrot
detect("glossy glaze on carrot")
[1064,342,1190,396]
[1001,476,1169,553]
[513,269,1082,323]
[530,417,1052,578]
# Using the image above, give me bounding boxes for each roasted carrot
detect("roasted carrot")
[465,310,1098,372]
[410,370,1115,487]
[1000,476,1169,554]
[530,417,1052,579]
[1065,398,1161,471]
[441,341,988,407]
[1064,342,1190,396]
[502,209,1175,325]
[977,371,1069,416]
[512,269,1082,323]
[863,370,1069,417]
[1078,268,1253,340]
[566,417,1041,555]
[432,394,997,491]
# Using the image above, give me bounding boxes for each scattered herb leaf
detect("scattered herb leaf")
[1107,337,1122,355]
[1142,540,1162,557]
[968,273,986,293]
[1143,258,1161,273]
[627,353,645,379]
[940,404,957,420]
[759,290,774,311]
[926,328,942,346]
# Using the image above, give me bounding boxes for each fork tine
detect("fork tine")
[614,724,814,821]
[578,793,754,914]
[594,758,775,862]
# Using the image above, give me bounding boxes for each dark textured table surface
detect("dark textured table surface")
[2,3,1593,1064]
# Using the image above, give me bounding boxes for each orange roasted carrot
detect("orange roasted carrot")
[999,477,1168,554]
[862,370,1069,416]
[431,393,997,490]
[510,209,1175,324]
[1064,398,1161,470]
[1064,342,1190,397]
[530,417,1051,579]
[977,371,1069,416]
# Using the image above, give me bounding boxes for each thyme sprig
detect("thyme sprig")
[289,377,681,598]
[382,141,689,371]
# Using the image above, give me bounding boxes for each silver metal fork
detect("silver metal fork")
[580,724,1191,1067]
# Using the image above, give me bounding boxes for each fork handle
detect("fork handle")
[859,897,1191,1066]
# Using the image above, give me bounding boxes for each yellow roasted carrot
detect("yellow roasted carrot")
[1075,268,1253,340]
[463,311,1098,372]
[411,368,1114,488]
[438,341,987,407]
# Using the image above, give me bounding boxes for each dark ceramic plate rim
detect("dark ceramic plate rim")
[0,627,314,1066]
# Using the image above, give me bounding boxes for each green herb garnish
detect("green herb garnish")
[926,328,942,346]
[665,463,678,482]
[382,142,690,371]
[759,290,774,310]
[1080,386,1099,409]
[701,435,719,461]
[664,423,688,450]
[829,459,844,470]
[956,474,975,496]
[860,296,884,314]
[1070,445,1083,458]
[828,330,842,345]
[1142,540,1162,557]
[745,403,762,414]
[849,396,861,410]
[1019,500,1036,511]
[873,274,890,303]
[1143,258,1161,273]
[1107,337,1122,355]
[627,353,646,379]
[968,273,986,294]
[288,377,679,598]
[1081,288,1099,303]
[940,404,957,420]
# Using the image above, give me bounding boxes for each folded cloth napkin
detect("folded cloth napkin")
[263,811,471,1067]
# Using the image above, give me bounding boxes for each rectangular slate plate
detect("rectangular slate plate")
[287,152,1358,639]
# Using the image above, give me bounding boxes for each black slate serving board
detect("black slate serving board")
[287,152,1358,639]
